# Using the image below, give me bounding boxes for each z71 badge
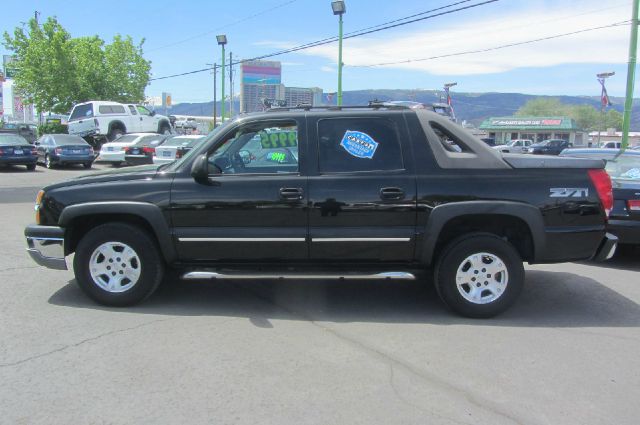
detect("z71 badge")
[549,188,589,198]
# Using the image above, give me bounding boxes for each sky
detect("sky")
[1,0,638,104]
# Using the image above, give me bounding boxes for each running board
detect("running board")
[181,271,416,281]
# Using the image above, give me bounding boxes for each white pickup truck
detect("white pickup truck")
[68,101,172,144]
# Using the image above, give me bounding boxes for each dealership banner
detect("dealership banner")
[490,119,562,127]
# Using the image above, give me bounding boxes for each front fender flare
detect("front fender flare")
[59,201,176,263]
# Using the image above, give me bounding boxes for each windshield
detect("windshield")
[0,134,29,145]
[52,134,89,146]
[605,154,640,181]
[165,120,234,171]
[162,136,204,147]
[108,135,139,144]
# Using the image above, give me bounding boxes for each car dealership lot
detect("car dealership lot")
[1,165,639,425]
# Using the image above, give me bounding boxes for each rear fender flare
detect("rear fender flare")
[419,200,545,266]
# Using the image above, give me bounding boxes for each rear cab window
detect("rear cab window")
[316,117,404,173]
[69,104,94,121]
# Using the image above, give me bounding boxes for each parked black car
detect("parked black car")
[525,139,572,155]
[561,148,640,245]
[24,106,616,318]
[123,134,169,166]
[35,134,94,169]
[0,134,37,170]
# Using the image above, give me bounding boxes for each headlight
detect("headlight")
[35,190,44,224]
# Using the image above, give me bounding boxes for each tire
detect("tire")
[26,163,36,171]
[73,223,164,306]
[160,123,171,135]
[45,154,54,169]
[108,128,125,142]
[434,233,524,318]
[83,162,93,169]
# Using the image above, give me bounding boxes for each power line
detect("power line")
[353,20,631,68]
[149,0,500,81]
[146,0,302,53]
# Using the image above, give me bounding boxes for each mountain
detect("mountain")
[167,90,640,130]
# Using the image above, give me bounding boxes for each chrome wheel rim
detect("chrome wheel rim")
[455,252,508,304]
[89,242,141,293]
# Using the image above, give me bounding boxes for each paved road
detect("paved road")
[0,164,638,425]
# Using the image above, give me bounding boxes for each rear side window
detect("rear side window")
[317,118,403,173]
[98,105,126,114]
[69,104,93,121]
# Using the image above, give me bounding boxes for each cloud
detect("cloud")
[320,65,336,73]
[269,2,631,76]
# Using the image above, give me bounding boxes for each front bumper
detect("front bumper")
[591,232,618,262]
[24,225,67,270]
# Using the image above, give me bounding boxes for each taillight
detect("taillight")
[175,149,184,159]
[588,169,613,217]
[628,200,640,212]
[55,147,63,154]
[31,147,37,155]
[0,148,6,156]
[35,190,44,224]
[143,147,155,155]
[123,147,131,154]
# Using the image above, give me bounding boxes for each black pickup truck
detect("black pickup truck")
[24,106,617,317]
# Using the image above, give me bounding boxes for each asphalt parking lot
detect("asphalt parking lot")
[1,163,639,425]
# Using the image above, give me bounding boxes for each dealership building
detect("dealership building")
[479,116,585,145]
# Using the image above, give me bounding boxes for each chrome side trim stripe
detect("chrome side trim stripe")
[178,237,306,242]
[178,237,411,242]
[182,271,416,280]
[312,238,410,242]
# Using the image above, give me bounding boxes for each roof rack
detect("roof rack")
[266,100,411,113]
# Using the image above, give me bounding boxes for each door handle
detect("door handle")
[280,187,303,200]
[380,187,405,200]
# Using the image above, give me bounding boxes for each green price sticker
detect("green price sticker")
[259,131,298,148]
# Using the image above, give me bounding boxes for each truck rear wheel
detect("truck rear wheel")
[434,233,524,318]
[108,128,125,141]
[73,223,164,306]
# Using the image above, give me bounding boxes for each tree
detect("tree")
[568,104,600,131]
[604,109,623,131]
[515,98,568,117]
[516,98,623,131]
[3,16,151,114]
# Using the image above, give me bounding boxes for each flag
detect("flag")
[598,78,611,108]
[323,92,337,106]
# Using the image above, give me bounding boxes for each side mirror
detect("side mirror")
[150,110,157,116]
[190,154,211,184]
[35,141,40,146]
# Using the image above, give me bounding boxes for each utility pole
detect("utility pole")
[331,1,346,106]
[213,64,218,128]
[621,0,639,151]
[229,52,233,117]
[217,35,227,123]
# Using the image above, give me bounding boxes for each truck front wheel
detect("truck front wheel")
[73,223,164,306]
[434,233,524,318]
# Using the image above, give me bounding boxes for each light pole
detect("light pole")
[217,35,227,123]
[444,82,457,121]
[332,1,346,106]
[596,71,615,146]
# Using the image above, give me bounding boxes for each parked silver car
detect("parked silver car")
[493,139,533,154]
